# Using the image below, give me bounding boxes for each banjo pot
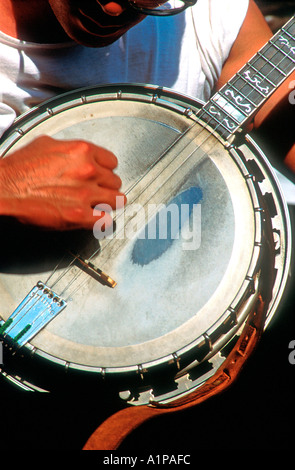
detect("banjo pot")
[0,83,291,406]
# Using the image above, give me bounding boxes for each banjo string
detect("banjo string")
[53,113,230,301]
[15,39,293,319]
[44,117,204,291]
[4,121,211,335]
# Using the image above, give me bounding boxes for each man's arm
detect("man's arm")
[0,136,126,230]
[216,0,295,173]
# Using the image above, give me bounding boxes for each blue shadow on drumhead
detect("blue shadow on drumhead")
[132,186,203,266]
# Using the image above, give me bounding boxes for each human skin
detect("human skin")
[216,0,295,173]
[0,0,147,45]
[0,136,126,230]
[46,0,147,47]
[0,0,293,231]
[0,0,141,230]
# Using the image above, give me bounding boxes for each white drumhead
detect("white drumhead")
[0,86,287,373]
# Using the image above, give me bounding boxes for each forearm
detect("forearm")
[284,144,295,174]
[0,159,21,219]
[216,0,294,173]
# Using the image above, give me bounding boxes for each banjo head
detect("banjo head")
[0,84,291,402]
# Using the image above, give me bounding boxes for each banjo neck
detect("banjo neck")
[199,15,295,141]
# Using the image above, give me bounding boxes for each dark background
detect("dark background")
[0,0,294,457]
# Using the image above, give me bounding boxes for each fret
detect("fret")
[259,45,289,76]
[202,16,295,140]
[271,34,293,55]
[215,87,252,118]
[227,82,257,108]
[273,16,295,48]
[207,78,260,133]
[249,48,278,80]
[255,54,286,88]
[209,95,244,124]
[281,28,294,41]
[271,40,295,66]
[246,17,295,88]
[249,60,277,86]
[268,41,293,73]
[283,16,295,35]
[249,57,282,90]
[231,72,267,105]
[274,23,295,44]
[237,71,268,97]
[276,33,295,56]
[198,106,237,140]
[220,72,265,118]
[276,33,295,55]
[241,65,272,96]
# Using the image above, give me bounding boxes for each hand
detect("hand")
[0,135,126,230]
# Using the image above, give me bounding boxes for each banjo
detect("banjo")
[0,14,294,448]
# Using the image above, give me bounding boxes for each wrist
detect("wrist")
[0,159,20,218]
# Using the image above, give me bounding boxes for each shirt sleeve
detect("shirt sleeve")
[191,0,249,99]
[0,102,16,138]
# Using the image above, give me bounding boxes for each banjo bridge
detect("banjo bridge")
[70,252,117,288]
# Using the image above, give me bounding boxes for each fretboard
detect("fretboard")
[199,15,295,140]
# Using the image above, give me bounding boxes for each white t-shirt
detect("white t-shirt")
[0,0,249,136]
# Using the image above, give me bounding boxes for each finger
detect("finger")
[90,144,119,169]
[73,206,115,233]
[92,210,114,238]
[95,166,123,189]
[91,188,127,210]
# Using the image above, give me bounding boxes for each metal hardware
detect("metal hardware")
[0,282,66,347]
